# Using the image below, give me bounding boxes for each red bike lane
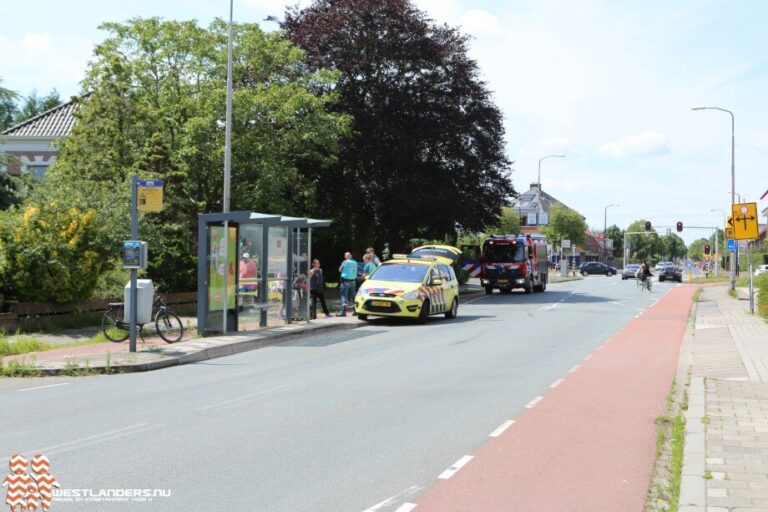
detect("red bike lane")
[412,285,695,512]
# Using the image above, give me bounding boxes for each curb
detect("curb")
[679,376,706,511]
[32,321,365,376]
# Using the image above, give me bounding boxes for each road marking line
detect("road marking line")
[569,364,580,373]
[525,396,543,408]
[17,383,69,392]
[488,419,515,437]
[362,486,422,512]
[196,383,299,411]
[438,455,474,479]
[550,378,564,389]
[395,504,417,512]
[583,354,592,361]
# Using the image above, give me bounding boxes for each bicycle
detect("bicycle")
[640,276,652,292]
[101,295,184,343]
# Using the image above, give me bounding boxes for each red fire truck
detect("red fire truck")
[479,235,549,295]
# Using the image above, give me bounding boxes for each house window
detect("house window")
[538,212,549,225]
[525,213,537,226]
[24,165,47,177]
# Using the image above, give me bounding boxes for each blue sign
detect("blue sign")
[686,260,692,268]
[727,239,736,252]
[137,180,163,187]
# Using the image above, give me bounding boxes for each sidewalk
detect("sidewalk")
[3,316,363,375]
[680,284,768,511]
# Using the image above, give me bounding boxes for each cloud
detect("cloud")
[458,9,502,36]
[598,131,671,158]
[22,33,51,51]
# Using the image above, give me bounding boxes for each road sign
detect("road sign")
[725,227,734,239]
[562,239,571,248]
[137,180,164,212]
[686,260,692,268]
[731,202,759,240]
[727,239,736,252]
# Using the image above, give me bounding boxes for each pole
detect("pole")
[623,231,627,269]
[714,227,719,275]
[748,241,754,314]
[728,111,736,291]
[222,220,229,334]
[223,0,233,214]
[129,176,138,353]
[537,154,565,189]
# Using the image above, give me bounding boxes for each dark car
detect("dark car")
[622,263,641,280]
[579,262,617,276]
[658,265,683,283]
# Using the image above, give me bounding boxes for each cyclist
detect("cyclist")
[639,260,653,288]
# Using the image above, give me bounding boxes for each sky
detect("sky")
[2,0,767,245]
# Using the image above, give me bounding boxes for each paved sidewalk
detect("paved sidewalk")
[3,316,363,375]
[680,284,768,511]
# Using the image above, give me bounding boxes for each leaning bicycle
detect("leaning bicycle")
[101,296,184,343]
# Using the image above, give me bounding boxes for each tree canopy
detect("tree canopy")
[279,0,514,251]
[0,17,348,300]
[15,89,62,123]
[541,205,585,248]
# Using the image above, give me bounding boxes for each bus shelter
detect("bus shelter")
[196,211,331,336]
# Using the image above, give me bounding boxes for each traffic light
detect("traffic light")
[704,244,711,255]
[645,221,651,232]
[676,221,683,232]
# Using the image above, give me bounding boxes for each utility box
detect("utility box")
[124,279,154,324]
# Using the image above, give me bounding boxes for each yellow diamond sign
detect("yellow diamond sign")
[730,202,759,240]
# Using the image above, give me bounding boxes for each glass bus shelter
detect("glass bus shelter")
[196,211,331,336]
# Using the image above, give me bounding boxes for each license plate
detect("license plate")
[371,300,390,307]
[497,279,508,283]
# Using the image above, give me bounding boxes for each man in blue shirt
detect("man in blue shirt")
[338,252,358,316]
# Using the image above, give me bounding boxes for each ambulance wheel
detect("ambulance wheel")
[418,300,430,324]
[485,286,493,295]
[445,298,458,319]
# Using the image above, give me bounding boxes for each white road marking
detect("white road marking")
[438,455,474,479]
[525,396,543,408]
[464,296,490,305]
[550,378,564,389]
[395,504,418,512]
[488,419,515,437]
[583,354,592,361]
[569,365,580,373]
[362,486,422,512]
[17,383,69,392]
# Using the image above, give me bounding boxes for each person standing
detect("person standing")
[362,253,377,278]
[309,259,330,318]
[366,246,382,265]
[338,252,358,316]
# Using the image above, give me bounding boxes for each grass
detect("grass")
[727,289,737,298]
[667,412,686,510]
[0,337,51,357]
[692,288,703,303]
[0,357,41,377]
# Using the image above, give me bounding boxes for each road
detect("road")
[0,276,680,511]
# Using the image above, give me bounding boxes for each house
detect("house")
[509,183,605,262]
[0,97,80,176]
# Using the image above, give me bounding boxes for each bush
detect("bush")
[756,272,768,318]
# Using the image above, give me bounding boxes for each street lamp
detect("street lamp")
[221,0,235,335]
[603,204,619,262]
[537,154,566,190]
[692,106,735,291]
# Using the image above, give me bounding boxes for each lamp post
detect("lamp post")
[221,0,234,335]
[537,154,566,190]
[603,204,619,263]
[692,106,735,291]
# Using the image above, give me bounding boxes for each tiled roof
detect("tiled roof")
[2,97,80,138]
[510,183,583,218]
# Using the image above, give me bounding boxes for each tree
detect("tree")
[15,89,62,123]
[605,224,624,259]
[279,0,514,253]
[541,205,585,248]
[660,233,686,260]
[625,219,662,262]
[48,17,347,293]
[487,207,521,237]
[0,78,17,130]
[687,238,709,262]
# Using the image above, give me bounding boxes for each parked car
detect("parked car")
[755,264,768,277]
[658,265,683,283]
[622,264,641,280]
[579,262,617,276]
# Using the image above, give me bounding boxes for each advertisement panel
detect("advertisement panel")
[209,226,237,311]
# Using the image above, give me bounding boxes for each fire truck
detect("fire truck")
[478,234,549,295]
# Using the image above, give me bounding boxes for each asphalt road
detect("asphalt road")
[0,275,679,511]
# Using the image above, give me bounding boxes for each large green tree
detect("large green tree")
[660,233,687,260]
[604,224,624,259]
[687,238,709,262]
[15,89,62,123]
[625,219,662,262]
[7,17,347,298]
[0,78,17,130]
[541,205,586,248]
[279,0,514,253]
